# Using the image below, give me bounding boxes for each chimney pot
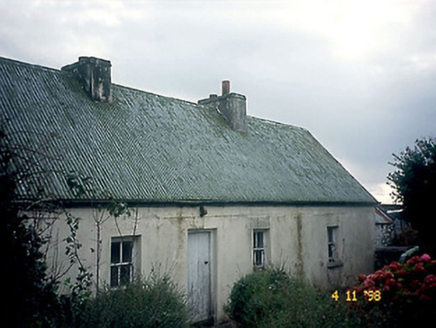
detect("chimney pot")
[222,80,230,95]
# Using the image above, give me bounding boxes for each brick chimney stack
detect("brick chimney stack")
[198,81,247,132]
[62,56,112,103]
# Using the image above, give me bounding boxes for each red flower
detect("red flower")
[420,294,431,301]
[389,262,402,271]
[363,279,375,288]
[410,280,420,289]
[373,273,384,283]
[424,275,436,284]
[407,256,421,266]
[418,284,429,294]
[413,262,426,273]
[420,254,431,262]
[349,257,436,312]
[385,278,397,288]
[358,274,367,283]
[384,271,395,279]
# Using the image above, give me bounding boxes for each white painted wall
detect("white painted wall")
[42,205,375,322]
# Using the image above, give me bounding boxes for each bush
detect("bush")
[225,268,352,327]
[348,254,436,327]
[79,272,190,328]
[1,135,62,328]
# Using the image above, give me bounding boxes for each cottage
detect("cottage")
[0,56,377,323]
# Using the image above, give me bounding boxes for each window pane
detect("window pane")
[258,232,264,248]
[254,250,264,266]
[254,231,264,248]
[110,266,119,287]
[111,241,120,264]
[328,244,334,260]
[120,264,131,286]
[327,228,334,243]
[122,241,133,263]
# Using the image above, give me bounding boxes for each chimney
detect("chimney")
[222,80,230,95]
[62,56,112,103]
[198,81,247,132]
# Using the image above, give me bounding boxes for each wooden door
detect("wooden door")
[188,230,213,322]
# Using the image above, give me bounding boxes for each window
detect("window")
[110,237,136,287]
[253,230,267,268]
[327,226,342,268]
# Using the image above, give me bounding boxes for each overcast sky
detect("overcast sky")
[1,0,435,204]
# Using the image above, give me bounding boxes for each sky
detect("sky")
[1,0,435,204]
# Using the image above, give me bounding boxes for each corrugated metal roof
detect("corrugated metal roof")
[0,57,377,204]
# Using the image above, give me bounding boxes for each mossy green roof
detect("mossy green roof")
[0,57,376,205]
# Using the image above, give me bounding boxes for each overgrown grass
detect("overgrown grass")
[77,272,190,328]
[225,267,357,328]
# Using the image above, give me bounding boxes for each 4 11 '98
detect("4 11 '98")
[331,290,382,302]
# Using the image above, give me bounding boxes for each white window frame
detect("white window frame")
[253,230,267,268]
[110,236,138,288]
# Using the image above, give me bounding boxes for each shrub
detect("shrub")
[1,134,62,328]
[225,268,352,327]
[348,254,436,327]
[80,272,190,328]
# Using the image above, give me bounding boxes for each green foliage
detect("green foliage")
[106,200,131,218]
[59,222,93,326]
[1,127,94,327]
[79,272,190,328]
[1,132,60,327]
[348,254,436,327]
[3,207,60,327]
[388,137,436,255]
[225,268,353,328]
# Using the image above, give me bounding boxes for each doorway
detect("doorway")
[187,230,214,323]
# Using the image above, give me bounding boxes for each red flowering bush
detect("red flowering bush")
[348,254,436,327]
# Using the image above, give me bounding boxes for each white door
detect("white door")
[188,230,213,322]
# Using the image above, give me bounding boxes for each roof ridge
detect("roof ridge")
[112,83,199,106]
[0,56,61,74]
[0,56,197,106]
[247,115,308,131]
[0,56,305,121]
